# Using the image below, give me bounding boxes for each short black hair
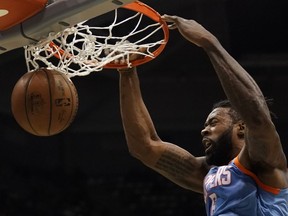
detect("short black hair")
[212,99,241,123]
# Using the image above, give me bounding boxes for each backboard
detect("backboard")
[0,0,135,54]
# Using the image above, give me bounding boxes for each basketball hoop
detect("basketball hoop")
[24,1,169,78]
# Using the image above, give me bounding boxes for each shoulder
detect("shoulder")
[237,152,288,190]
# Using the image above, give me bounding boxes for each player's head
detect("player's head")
[201,99,245,166]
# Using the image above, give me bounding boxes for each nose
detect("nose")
[201,127,209,137]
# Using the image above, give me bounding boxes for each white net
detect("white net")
[24,6,167,78]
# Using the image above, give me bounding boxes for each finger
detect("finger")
[129,47,147,61]
[168,23,177,30]
[161,14,178,30]
[161,14,177,22]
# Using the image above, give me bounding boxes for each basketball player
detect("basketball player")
[118,14,288,215]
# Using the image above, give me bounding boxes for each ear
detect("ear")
[237,121,245,139]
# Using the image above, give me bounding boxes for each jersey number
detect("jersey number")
[209,193,217,215]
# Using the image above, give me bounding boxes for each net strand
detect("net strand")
[24,6,166,78]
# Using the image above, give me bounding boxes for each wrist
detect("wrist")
[117,67,135,73]
[202,34,221,51]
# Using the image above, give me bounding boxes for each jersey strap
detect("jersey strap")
[234,156,281,195]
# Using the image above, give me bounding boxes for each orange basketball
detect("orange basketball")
[11,68,79,136]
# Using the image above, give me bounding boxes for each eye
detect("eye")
[210,119,218,126]
[203,118,219,128]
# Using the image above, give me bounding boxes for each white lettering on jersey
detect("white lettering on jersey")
[204,166,232,190]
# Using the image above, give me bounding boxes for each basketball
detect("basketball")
[11,68,79,136]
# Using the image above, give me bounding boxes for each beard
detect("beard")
[205,127,234,166]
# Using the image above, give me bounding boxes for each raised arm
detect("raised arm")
[162,15,287,188]
[118,67,208,193]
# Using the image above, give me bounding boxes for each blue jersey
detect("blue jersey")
[203,157,288,216]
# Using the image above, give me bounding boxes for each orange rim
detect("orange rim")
[104,1,169,68]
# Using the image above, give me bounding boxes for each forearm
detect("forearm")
[162,14,270,124]
[119,67,159,157]
[204,38,271,126]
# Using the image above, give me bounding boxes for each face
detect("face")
[201,107,235,166]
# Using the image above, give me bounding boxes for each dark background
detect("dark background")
[1,0,288,215]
